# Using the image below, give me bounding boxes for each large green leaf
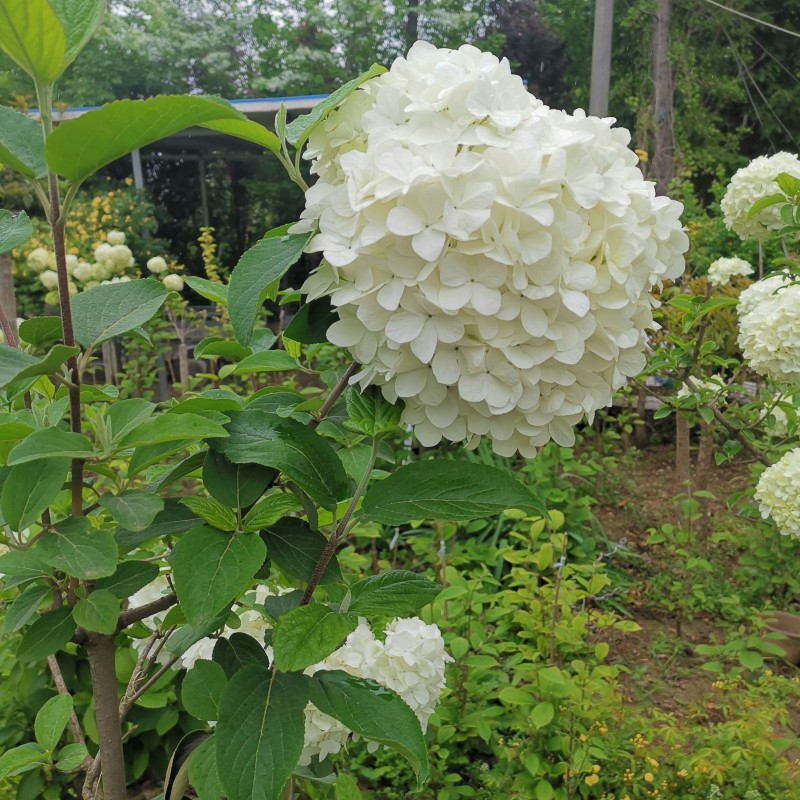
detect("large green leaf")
[283,297,338,345]
[71,278,168,349]
[115,500,201,552]
[34,694,73,752]
[172,526,266,628]
[180,496,237,532]
[72,589,120,634]
[98,490,164,531]
[184,276,229,306]
[0,457,67,530]
[17,316,62,347]
[49,0,104,66]
[361,460,541,524]
[3,583,49,633]
[188,736,223,800]
[216,667,308,800]
[94,560,159,599]
[45,95,246,183]
[308,671,428,785]
[17,607,76,662]
[118,412,228,448]
[228,226,313,346]
[107,398,155,442]
[0,344,79,390]
[212,632,270,678]
[181,660,228,721]
[234,351,298,374]
[200,118,280,153]
[0,209,32,254]
[0,743,46,781]
[348,570,441,616]
[0,0,66,83]
[0,108,45,180]
[242,493,300,533]
[0,548,50,579]
[262,517,341,584]
[285,63,386,149]
[202,450,274,509]
[272,604,357,672]
[6,427,95,464]
[214,409,347,510]
[345,386,403,439]
[37,518,118,579]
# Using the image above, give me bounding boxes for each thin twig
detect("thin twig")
[310,361,360,429]
[46,654,90,768]
[119,654,181,724]
[0,298,18,347]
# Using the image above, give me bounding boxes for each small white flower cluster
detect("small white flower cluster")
[126,579,451,765]
[297,41,688,456]
[721,152,800,240]
[755,448,800,538]
[707,256,752,287]
[677,374,725,400]
[737,277,800,382]
[147,256,185,292]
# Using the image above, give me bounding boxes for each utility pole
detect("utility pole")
[652,0,674,195]
[589,0,615,117]
[406,0,419,49]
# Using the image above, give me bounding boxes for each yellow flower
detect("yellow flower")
[646,757,659,769]
[634,148,649,163]
[591,764,601,774]
[677,769,688,778]
[584,774,600,787]
[644,773,654,783]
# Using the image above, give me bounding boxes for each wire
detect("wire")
[700,0,800,39]
[750,35,800,86]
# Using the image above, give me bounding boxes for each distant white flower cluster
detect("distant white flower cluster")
[755,448,800,538]
[707,256,752,287]
[721,152,800,240]
[738,278,800,382]
[677,375,725,399]
[127,579,451,764]
[297,41,687,456]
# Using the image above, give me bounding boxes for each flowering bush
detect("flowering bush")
[296,41,688,457]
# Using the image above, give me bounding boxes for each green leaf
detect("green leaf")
[4,583,49,633]
[45,95,246,183]
[234,350,298,374]
[182,660,228,721]
[99,490,164,531]
[228,226,313,346]
[738,650,764,670]
[212,632,270,677]
[7,427,95,464]
[166,608,232,659]
[0,209,32,254]
[18,316,63,347]
[107,398,156,442]
[172,526,266,628]
[747,193,785,219]
[262,589,303,624]
[283,297,338,344]
[17,607,76,662]
[188,736,223,800]
[308,670,428,785]
[180,496,238,532]
[0,458,67,530]
[215,409,347,510]
[348,570,441,616]
[0,547,50,578]
[147,449,207,493]
[199,117,280,153]
[0,743,46,781]
[49,0,105,66]
[194,337,250,361]
[184,276,228,306]
[0,107,46,180]
[34,693,73,751]
[345,386,403,439]
[498,686,534,705]
[94,560,159,599]
[243,493,301,532]
[262,518,341,584]
[216,667,308,800]
[0,0,66,82]
[0,344,79,390]
[335,774,362,800]
[37,518,118,579]
[115,500,201,552]
[72,589,120,634]
[71,278,168,349]
[273,605,358,672]
[529,701,555,729]
[54,742,88,772]
[202,449,275,509]
[118,412,228,448]
[362,460,541,524]
[285,63,386,148]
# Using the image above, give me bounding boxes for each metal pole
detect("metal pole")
[589,0,615,117]
[198,158,210,229]
[131,148,144,189]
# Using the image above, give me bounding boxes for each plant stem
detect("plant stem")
[0,298,18,347]
[300,437,379,605]
[84,634,127,800]
[46,654,90,764]
[117,591,178,630]
[310,361,360,429]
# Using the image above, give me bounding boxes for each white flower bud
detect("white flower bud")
[106,230,126,245]
[162,274,184,292]
[147,256,169,274]
[39,269,59,290]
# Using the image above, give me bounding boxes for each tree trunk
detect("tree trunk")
[651,0,673,195]
[589,0,615,117]
[675,413,690,488]
[0,252,17,333]
[695,420,714,541]
[406,0,419,49]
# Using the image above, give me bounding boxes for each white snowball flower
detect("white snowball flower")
[73,261,94,282]
[297,41,688,456]
[94,242,113,263]
[147,256,169,274]
[110,244,134,269]
[39,269,59,291]
[738,282,800,381]
[26,247,50,272]
[766,396,792,438]
[755,449,800,537]
[707,257,752,287]
[106,230,126,246]
[721,152,800,240]
[737,273,792,318]
[162,274,185,292]
[65,254,80,276]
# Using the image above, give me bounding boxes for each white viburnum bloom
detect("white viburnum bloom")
[110,244,134,269]
[65,254,80,276]
[162,274,185,292]
[94,242,113,263]
[147,255,169,274]
[39,269,59,291]
[738,282,800,382]
[755,449,800,537]
[766,397,792,438]
[296,41,688,457]
[707,257,752,287]
[737,272,792,318]
[26,247,50,272]
[721,152,800,240]
[73,261,94,282]
[106,230,126,245]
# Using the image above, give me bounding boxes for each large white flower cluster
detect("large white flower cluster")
[738,280,800,382]
[707,256,752,287]
[721,152,800,240]
[737,272,791,318]
[755,448,800,538]
[297,41,688,456]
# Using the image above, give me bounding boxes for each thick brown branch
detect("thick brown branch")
[117,591,178,630]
